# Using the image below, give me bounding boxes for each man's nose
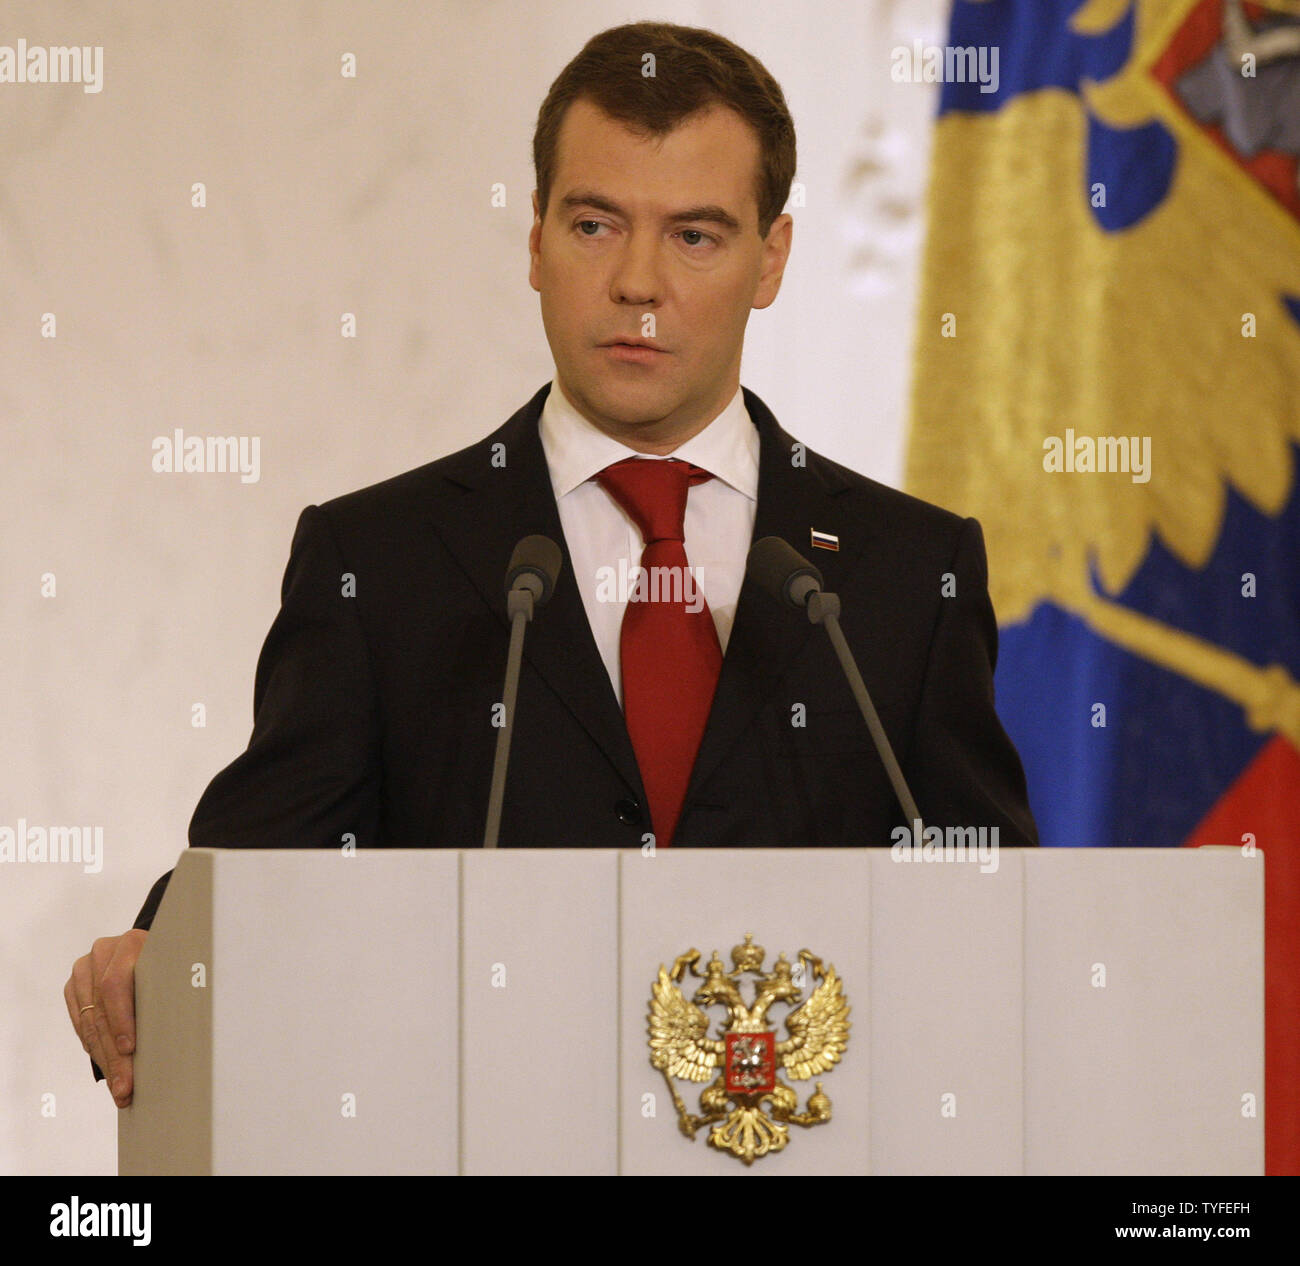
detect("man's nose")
[609,229,661,307]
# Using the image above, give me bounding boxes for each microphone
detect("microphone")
[504,534,563,613]
[483,535,564,849]
[748,535,824,609]
[747,536,924,833]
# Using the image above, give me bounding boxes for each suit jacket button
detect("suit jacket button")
[614,798,642,825]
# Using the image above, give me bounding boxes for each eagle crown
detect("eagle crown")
[685,937,820,1033]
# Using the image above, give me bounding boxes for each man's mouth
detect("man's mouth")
[600,338,668,363]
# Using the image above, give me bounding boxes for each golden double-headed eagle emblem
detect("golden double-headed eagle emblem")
[648,934,851,1165]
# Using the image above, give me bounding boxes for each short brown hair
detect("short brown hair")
[533,22,796,238]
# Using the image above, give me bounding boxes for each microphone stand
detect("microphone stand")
[799,583,924,834]
[483,573,544,850]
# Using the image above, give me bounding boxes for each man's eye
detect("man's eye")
[574,221,713,249]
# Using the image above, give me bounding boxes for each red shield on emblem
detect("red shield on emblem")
[725,1031,776,1094]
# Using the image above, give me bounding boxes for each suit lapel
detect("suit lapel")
[682,387,860,808]
[426,382,862,833]
[427,384,647,802]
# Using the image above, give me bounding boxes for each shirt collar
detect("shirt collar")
[539,377,760,502]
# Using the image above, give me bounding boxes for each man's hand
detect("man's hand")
[65,930,147,1108]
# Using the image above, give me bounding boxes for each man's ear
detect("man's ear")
[528,190,543,293]
[752,212,793,311]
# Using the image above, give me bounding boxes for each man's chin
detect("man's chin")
[569,376,682,431]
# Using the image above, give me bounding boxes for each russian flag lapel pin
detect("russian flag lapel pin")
[810,528,839,552]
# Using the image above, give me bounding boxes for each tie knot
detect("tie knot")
[595,457,713,544]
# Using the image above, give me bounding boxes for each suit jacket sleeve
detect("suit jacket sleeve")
[95,504,385,1084]
[903,515,1039,847]
[130,502,384,929]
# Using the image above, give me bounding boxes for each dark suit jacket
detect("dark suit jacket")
[130,380,1037,929]
[93,382,1037,1083]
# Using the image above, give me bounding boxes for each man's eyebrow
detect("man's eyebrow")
[559,191,742,233]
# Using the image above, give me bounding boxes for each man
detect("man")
[65,21,1037,1110]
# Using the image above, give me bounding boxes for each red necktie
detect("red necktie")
[595,457,722,847]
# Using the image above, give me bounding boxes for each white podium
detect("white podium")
[118,846,1263,1175]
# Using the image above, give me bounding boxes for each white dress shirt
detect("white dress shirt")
[538,378,760,708]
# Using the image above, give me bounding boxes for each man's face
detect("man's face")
[529,97,792,451]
